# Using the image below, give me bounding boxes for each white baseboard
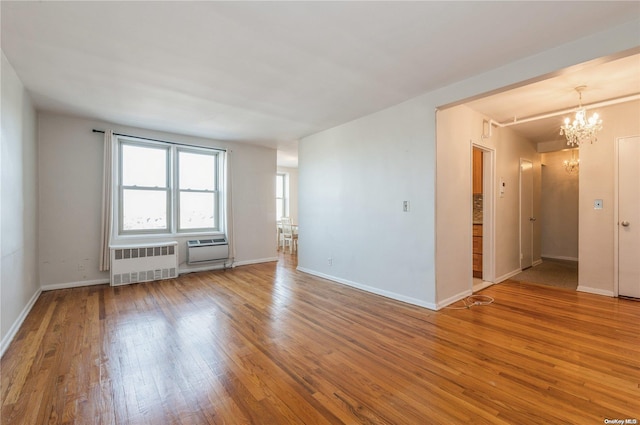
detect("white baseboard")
[179,257,278,274]
[532,259,543,267]
[234,257,278,267]
[577,285,614,297]
[1,288,42,358]
[473,280,495,292]
[41,278,109,291]
[179,261,233,274]
[542,255,579,262]
[296,267,437,311]
[495,268,522,283]
[436,289,473,310]
[40,257,279,290]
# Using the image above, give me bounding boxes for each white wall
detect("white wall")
[578,100,640,295]
[298,96,436,308]
[437,104,541,304]
[298,19,638,309]
[277,166,298,224]
[37,112,277,289]
[1,52,39,353]
[541,150,579,261]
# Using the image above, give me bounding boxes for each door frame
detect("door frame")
[519,158,534,270]
[613,135,640,297]
[471,143,495,284]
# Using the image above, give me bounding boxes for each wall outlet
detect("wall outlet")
[327,257,332,266]
[403,201,410,212]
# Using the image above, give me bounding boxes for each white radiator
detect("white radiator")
[187,237,229,264]
[110,241,178,286]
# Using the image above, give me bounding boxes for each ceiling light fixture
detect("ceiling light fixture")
[560,86,603,146]
[563,149,579,174]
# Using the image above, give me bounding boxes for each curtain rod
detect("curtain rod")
[92,129,227,152]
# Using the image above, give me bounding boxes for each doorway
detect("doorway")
[616,136,640,298]
[520,159,534,270]
[472,145,495,292]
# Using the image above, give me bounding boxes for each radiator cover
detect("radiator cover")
[110,241,178,286]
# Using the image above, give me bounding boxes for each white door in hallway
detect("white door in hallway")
[618,136,640,298]
[520,159,534,269]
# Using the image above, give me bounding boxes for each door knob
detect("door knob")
[529,217,536,222]
[621,221,630,227]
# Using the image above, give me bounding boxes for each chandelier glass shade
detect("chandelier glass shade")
[563,149,579,174]
[560,86,603,146]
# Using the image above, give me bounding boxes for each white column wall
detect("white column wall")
[1,52,39,352]
[298,96,436,308]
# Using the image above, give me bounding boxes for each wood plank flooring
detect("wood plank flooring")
[2,253,639,424]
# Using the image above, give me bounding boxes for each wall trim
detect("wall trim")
[1,288,42,358]
[436,289,473,310]
[297,267,437,311]
[473,280,495,292]
[179,262,232,274]
[541,255,578,262]
[495,268,522,283]
[40,257,279,290]
[577,285,614,297]
[41,278,109,291]
[233,257,278,267]
[532,259,543,267]
[179,257,277,274]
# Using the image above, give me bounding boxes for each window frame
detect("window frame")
[176,146,220,233]
[114,136,225,238]
[276,172,288,221]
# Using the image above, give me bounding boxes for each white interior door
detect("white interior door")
[520,159,534,269]
[618,136,640,298]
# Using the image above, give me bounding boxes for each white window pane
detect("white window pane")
[122,144,167,187]
[276,202,283,221]
[180,192,216,230]
[179,151,216,190]
[276,175,284,198]
[122,190,167,231]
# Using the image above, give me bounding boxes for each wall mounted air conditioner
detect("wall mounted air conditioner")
[110,241,178,286]
[187,237,229,264]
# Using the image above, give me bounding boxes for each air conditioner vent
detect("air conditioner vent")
[187,237,229,264]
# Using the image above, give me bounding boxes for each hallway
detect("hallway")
[511,258,578,290]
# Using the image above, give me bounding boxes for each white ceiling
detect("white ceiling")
[2,1,639,166]
[465,53,640,145]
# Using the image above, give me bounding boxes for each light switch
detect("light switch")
[594,199,603,209]
[403,201,410,212]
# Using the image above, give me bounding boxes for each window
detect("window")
[116,137,224,236]
[276,173,287,220]
[120,143,170,232]
[178,149,218,231]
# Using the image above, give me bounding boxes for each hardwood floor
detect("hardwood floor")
[2,253,639,424]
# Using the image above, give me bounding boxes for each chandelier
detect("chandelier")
[560,86,603,146]
[563,149,579,174]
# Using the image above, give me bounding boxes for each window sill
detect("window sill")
[112,231,225,244]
